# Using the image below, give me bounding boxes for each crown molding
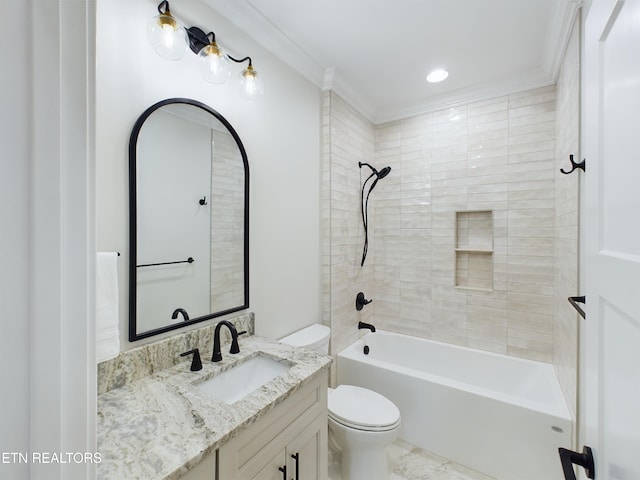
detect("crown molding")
[373,68,554,124]
[204,0,581,125]
[542,0,582,82]
[322,67,377,124]
[203,0,326,88]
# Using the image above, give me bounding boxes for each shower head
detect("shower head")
[359,162,391,180]
[377,166,391,179]
[358,162,391,267]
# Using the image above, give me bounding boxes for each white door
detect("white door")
[580,0,640,479]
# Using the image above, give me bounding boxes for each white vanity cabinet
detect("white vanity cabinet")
[179,452,216,480]
[217,372,328,480]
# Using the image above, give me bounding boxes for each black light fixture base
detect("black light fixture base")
[186,26,209,55]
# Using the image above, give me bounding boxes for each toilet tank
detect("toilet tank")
[279,324,330,354]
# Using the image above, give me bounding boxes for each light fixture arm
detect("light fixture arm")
[157,0,171,15]
[229,55,253,68]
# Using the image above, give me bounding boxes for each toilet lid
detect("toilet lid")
[328,385,400,430]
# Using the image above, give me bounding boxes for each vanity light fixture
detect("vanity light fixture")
[231,56,265,102]
[147,1,263,100]
[146,0,188,61]
[426,68,449,83]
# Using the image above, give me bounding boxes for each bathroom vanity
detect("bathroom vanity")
[216,374,327,480]
[97,324,331,480]
[180,374,327,480]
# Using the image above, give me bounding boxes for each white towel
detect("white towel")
[96,251,120,362]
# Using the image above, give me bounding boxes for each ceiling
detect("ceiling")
[205,0,580,123]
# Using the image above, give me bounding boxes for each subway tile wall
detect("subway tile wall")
[210,128,246,312]
[323,31,578,410]
[553,18,580,421]
[322,91,376,372]
[370,86,558,362]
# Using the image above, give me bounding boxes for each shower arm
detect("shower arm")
[359,162,378,175]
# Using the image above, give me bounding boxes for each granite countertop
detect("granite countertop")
[97,335,332,480]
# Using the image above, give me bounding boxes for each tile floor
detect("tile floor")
[329,438,496,480]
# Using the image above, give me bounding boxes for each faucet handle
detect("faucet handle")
[230,331,248,354]
[180,348,203,371]
[355,292,373,311]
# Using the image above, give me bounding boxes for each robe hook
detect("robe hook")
[560,155,585,174]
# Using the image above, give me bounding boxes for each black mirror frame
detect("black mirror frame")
[128,98,249,341]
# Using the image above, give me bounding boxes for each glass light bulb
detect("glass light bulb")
[238,66,264,102]
[198,42,231,84]
[147,14,188,61]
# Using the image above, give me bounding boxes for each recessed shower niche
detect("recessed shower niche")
[455,211,493,290]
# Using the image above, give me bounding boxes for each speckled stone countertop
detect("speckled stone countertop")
[97,335,331,480]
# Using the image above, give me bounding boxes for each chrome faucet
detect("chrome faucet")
[211,320,246,362]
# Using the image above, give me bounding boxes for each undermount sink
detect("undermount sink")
[196,355,291,404]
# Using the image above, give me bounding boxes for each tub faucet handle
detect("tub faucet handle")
[356,292,372,311]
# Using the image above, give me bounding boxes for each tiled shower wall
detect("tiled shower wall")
[323,35,578,413]
[553,18,580,420]
[370,86,560,363]
[210,128,246,312]
[322,91,376,364]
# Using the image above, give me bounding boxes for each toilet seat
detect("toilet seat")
[328,385,401,432]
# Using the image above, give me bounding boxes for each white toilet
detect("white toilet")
[280,325,401,480]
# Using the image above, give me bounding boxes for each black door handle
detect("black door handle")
[291,453,299,480]
[559,446,595,479]
[278,465,286,479]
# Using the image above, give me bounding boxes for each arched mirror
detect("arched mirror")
[129,98,249,341]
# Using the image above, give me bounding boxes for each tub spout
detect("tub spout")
[358,321,376,333]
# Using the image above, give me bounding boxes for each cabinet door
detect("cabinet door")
[217,374,327,480]
[286,414,327,480]
[250,451,287,480]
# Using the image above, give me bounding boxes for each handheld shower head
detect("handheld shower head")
[377,166,391,179]
[359,162,391,180]
[358,162,391,266]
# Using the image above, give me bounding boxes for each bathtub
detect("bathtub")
[336,330,572,480]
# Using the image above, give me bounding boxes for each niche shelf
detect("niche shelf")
[455,210,493,291]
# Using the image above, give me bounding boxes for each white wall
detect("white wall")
[1,2,31,478]
[96,0,323,348]
[2,1,96,479]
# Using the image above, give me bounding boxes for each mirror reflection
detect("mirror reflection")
[129,98,249,341]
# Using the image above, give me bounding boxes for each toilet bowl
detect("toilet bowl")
[280,325,401,480]
[328,384,400,480]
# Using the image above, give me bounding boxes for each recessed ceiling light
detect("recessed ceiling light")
[427,69,449,83]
